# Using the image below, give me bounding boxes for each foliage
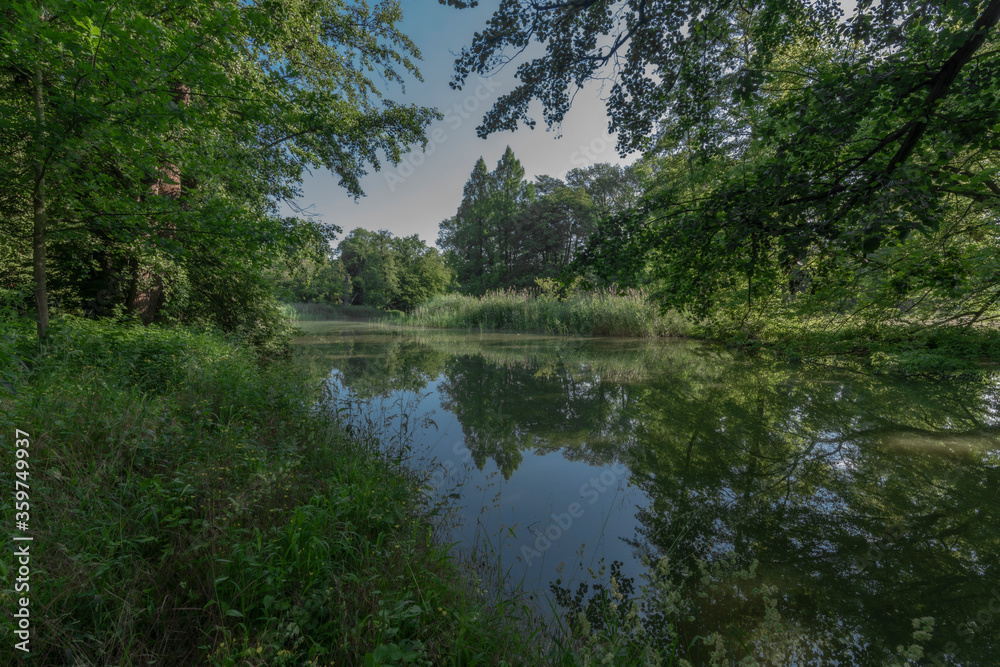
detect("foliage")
[404,288,693,338]
[182,258,296,358]
[0,0,436,333]
[438,149,530,294]
[447,0,1000,333]
[439,152,641,294]
[337,228,450,312]
[267,219,348,305]
[0,317,568,665]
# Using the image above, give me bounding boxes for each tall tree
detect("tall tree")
[439,157,494,293]
[1,0,437,336]
[445,0,1000,318]
[490,146,530,282]
[439,155,626,292]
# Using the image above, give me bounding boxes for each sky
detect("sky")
[282,0,632,249]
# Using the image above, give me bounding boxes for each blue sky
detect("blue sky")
[283,0,632,249]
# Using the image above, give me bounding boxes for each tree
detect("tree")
[445,0,1000,319]
[566,163,642,219]
[438,148,534,293]
[339,229,398,308]
[337,228,449,310]
[513,184,596,284]
[1,0,437,337]
[390,235,452,311]
[490,146,531,282]
[266,218,347,304]
[440,157,494,294]
[439,153,636,292]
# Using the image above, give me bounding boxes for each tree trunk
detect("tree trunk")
[32,61,48,339]
[127,83,190,324]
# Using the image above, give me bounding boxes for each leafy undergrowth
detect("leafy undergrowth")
[0,317,553,665]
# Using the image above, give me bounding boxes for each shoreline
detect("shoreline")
[0,317,579,665]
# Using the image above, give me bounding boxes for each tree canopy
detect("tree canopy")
[438,150,641,294]
[338,228,451,311]
[1,0,436,335]
[445,0,1000,323]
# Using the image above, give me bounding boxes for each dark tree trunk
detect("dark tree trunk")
[127,83,190,324]
[32,62,48,339]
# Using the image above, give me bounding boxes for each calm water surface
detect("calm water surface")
[293,321,999,666]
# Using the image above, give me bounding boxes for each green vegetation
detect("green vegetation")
[280,302,396,322]
[2,0,998,658]
[405,287,693,338]
[444,0,1000,366]
[337,229,451,311]
[269,227,449,314]
[1,0,437,339]
[439,152,640,295]
[0,317,548,664]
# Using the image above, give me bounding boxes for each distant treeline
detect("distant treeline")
[438,148,641,295]
[270,152,642,313]
[268,228,450,312]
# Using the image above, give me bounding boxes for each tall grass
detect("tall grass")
[405,289,694,338]
[0,317,561,665]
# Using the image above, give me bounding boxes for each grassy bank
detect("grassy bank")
[396,288,1000,374]
[0,317,563,665]
[404,289,694,338]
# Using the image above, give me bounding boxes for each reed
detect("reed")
[405,288,695,338]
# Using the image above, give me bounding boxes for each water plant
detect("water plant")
[403,289,694,339]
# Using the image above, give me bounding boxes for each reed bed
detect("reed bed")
[405,288,694,338]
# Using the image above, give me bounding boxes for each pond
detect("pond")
[293,321,999,665]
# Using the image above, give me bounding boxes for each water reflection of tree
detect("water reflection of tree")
[436,354,641,477]
[296,337,447,398]
[302,328,999,664]
[621,360,1000,665]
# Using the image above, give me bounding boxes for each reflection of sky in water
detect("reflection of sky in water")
[325,370,649,601]
[296,322,1000,665]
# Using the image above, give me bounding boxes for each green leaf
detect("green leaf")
[863,236,882,254]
